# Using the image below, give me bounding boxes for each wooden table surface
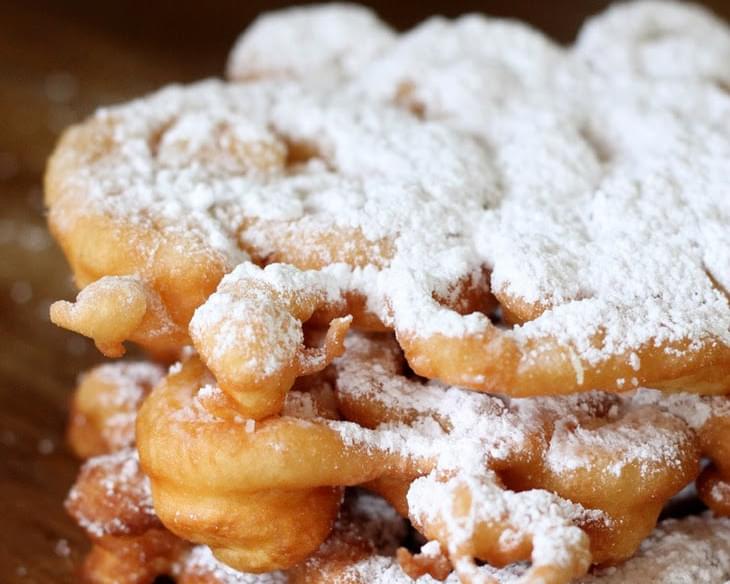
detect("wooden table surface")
[1,1,728,582]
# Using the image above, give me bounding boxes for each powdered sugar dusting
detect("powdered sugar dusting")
[227,4,395,85]
[52,1,730,381]
[326,332,730,578]
[190,262,352,378]
[66,449,156,538]
[184,546,287,583]
[348,1,730,373]
[318,514,730,583]
[335,334,698,483]
[545,405,692,477]
[631,388,730,430]
[52,78,494,270]
[90,361,164,402]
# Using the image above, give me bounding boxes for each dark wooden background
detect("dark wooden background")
[1,1,728,581]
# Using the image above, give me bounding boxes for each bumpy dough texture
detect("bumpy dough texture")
[134,334,730,583]
[65,351,730,583]
[332,334,703,580]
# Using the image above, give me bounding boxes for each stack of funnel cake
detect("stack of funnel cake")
[47,2,730,582]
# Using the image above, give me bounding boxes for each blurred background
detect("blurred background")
[1,1,729,582]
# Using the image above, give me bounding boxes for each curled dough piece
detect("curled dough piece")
[408,472,592,584]
[190,262,494,419]
[189,262,352,419]
[65,395,285,583]
[135,357,413,572]
[394,290,730,396]
[137,360,583,582]
[50,275,185,358]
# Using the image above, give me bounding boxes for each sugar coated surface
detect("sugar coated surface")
[51,1,730,388]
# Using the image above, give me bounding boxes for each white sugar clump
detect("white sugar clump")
[184,545,287,583]
[90,361,164,407]
[227,4,396,85]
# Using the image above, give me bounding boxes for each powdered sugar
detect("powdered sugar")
[190,262,351,378]
[335,334,698,483]
[53,78,493,266]
[331,335,603,578]
[312,512,730,583]
[227,4,395,85]
[408,472,593,581]
[325,332,730,578]
[349,1,730,375]
[631,388,730,430]
[67,449,156,538]
[575,1,730,85]
[545,405,692,477]
[171,380,226,424]
[184,546,287,583]
[51,2,730,384]
[71,361,163,452]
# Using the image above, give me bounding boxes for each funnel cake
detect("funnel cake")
[48,3,730,583]
[48,2,730,402]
